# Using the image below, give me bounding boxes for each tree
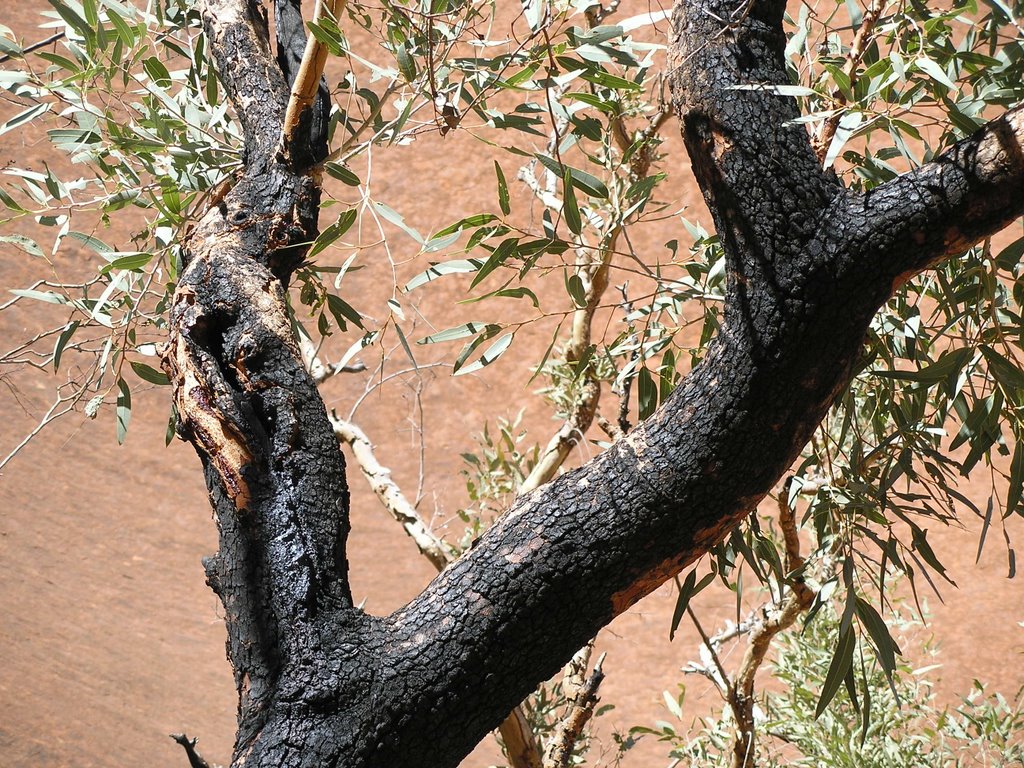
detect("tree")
[0,0,1022,766]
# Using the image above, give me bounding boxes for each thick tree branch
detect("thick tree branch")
[167,0,1024,765]
[326,409,544,768]
[163,1,357,760]
[202,0,288,168]
[846,105,1024,288]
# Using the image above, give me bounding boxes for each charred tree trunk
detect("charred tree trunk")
[163,0,1024,766]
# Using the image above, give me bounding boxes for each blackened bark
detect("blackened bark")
[163,0,353,759]
[274,0,330,168]
[164,0,1024,766]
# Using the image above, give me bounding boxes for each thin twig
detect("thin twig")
[0,32,65,64]
[812,0,885,161]
[727,486,815,768]
[542,651,606,768]
[169,733,213,768]
[330,414,452,571]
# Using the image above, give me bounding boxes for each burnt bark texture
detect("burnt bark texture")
[163,0,1024,766]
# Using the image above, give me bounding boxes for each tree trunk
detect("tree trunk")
[163,0,1024,766]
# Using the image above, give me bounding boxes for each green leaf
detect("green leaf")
[535,154,609,199]
[854,597,901,683]
[165,404,179,446]
[47,128,101,148]
[419,322,492,345]
[395,43,417,82]
[455,332,514,376]
[669,566,716,641]
[106,252,153,272]
[638,366,656,420]
[1007,426,1024,515]
[874,347,972,386]
[0,103,50,137]
[53,320,80,371]
[566,91,619,114]
[393,321,416,368]
[143,56,171,85]
[911,527,956,585]
[116,377,132,445]
[494,161,511,215]
[404,258,483,291]
[815,623,856,718]
[373,201,424,244]
[67,231,113,254]
[566,273,587,308]
[460,286,540,308]
[0,234,42,257]
[326,293,363,331]
[325,162,360,186]
[9,288,66,304]
[432,214,498,240]
[130,360,170,386]
[578,68,641,92]
[50,0,94,41]
[981,346,1024,402]
[915,56,958,91]
[520,0,547,32]
[310,209,357,257]
[469,238,518,290]
[562,168,582,235]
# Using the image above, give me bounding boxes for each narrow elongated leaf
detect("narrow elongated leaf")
[535,154,609,199]
[981,346,1024,402]
[404,259,483,291]
[815,624,856,718]
[638,366,656,420]
[854,597,901,683]
[324,162,360,186]
[419,322,491,345]
[1006,427,1024,515]
[10,288,66,304]
[494,161,510,215]
[469,238,517,290]
[395,43,416,82]
[67,231,113,254]
[373,201,424,244]
[130,361,170,385]
[116,377,132,444]
[53,320,80,371]
[566,272,587,308]
[310,209,357,257]
[106,252,153,272]
[432,214,498,239]
[460,286,540,308]
[455,332,514,376]
[977,495,994,563]
[915,56,957,91]
[562,168,582,235]
[669,567,716,640]
[0,234,42,256]
[326,293,363,330]
[0,103,49,137]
